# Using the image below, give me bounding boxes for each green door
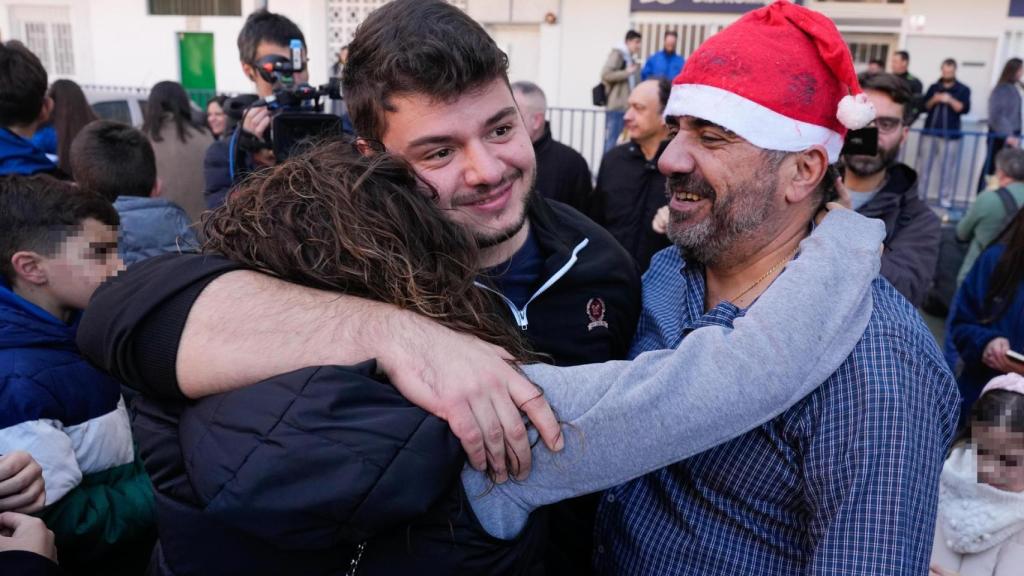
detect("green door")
[178,32,216,106]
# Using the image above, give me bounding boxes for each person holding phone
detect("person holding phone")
[950,207,1024,424]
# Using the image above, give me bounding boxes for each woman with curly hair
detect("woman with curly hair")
[133,139,884,575]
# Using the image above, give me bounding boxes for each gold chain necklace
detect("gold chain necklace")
[729,248,799,306]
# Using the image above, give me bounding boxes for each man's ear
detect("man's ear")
[10,251,48,286]
[786,146,829,205]
[37,96,54,126]
[354,138,379,157]
[530,111,545,135]
[241,61,257,83]
[150,178,163,198]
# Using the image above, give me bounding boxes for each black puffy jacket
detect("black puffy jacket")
[134,361,545,576]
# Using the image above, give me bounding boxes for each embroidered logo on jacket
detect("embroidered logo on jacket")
[587,297,609,331]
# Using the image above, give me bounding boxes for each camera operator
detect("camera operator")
[203,10,309,209]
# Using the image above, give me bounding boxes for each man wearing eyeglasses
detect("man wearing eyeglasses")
[842,73,941,306]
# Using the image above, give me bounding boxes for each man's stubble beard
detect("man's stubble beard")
[474,165,537,250]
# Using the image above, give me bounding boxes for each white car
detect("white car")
[83,85,207,127]
[83,86,149,126]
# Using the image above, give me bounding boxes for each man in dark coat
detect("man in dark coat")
[511,81,593,214]
[890,50,924,120]
[843,73,940,306]
[590,78,672,270]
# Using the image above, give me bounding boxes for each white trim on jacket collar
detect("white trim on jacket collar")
[663,83,845,163]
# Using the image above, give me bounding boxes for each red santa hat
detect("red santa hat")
[664,0,874,163]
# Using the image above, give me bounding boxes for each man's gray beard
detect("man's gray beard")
[666,170,778,267]
[844,142,900,178]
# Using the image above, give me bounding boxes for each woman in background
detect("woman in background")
[142,81,213,223]
[31,79,97,175]
[950,208,1024,423]
[205,95,231,140]
[980,58,1024,191]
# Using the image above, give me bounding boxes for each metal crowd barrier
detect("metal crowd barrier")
[899,127,1002,216]
[546,107,608,180]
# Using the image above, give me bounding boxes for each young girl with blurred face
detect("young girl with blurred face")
[931,374,1024,576]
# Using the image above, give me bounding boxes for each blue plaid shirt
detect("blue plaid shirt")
[594,248,961,575]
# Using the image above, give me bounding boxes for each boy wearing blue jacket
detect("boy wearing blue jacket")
[70,120,198,266]
[0,174,155,575]
[0,42,59,177]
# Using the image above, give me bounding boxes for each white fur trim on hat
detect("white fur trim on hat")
[664,83,845,163]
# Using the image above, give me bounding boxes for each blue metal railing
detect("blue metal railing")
[899,127,1001,216]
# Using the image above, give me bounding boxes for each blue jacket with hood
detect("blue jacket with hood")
[0,280,155,574]
[0,128,59,176]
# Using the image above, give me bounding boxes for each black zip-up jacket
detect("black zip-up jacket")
[854,163,941,307]
[477,195,641,366]
[134,361,546,576]
[77,195,640,574]
[533,122,594,215]
[589,139,671,270]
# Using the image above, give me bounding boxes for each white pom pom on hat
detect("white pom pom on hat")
[837,93,876,131]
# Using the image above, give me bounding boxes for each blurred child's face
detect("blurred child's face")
[40,218,122,311]
[975,423,1024,492]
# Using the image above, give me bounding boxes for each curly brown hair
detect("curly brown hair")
[201,139,533,362]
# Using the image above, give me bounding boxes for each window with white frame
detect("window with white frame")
[8,6,75,77]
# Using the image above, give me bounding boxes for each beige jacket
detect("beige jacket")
[931,524,1024,576]
[601,48,640,111]
[150,118,214,224]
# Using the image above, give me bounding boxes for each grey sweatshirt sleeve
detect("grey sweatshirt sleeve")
[461,209,885,539]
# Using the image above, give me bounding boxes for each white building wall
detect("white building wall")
[0,0,329,94]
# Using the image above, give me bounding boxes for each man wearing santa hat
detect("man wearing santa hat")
[594,2,961,574]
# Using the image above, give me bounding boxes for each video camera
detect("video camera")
[225,39,345,165]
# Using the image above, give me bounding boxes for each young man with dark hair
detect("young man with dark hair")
[84,1,640,571]
[591,78,672,270]
[641,31,684,81]
[0,175,156,575]
[842,72,940,306]
[600,30,642,151]
[70,120,198,265]
[204,10,309,209]
[511,81,593,214]
[0,42,57,176]
[919,58,972,205]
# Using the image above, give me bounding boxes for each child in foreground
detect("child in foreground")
[931,373,1024,576]
[0,174,155,575]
